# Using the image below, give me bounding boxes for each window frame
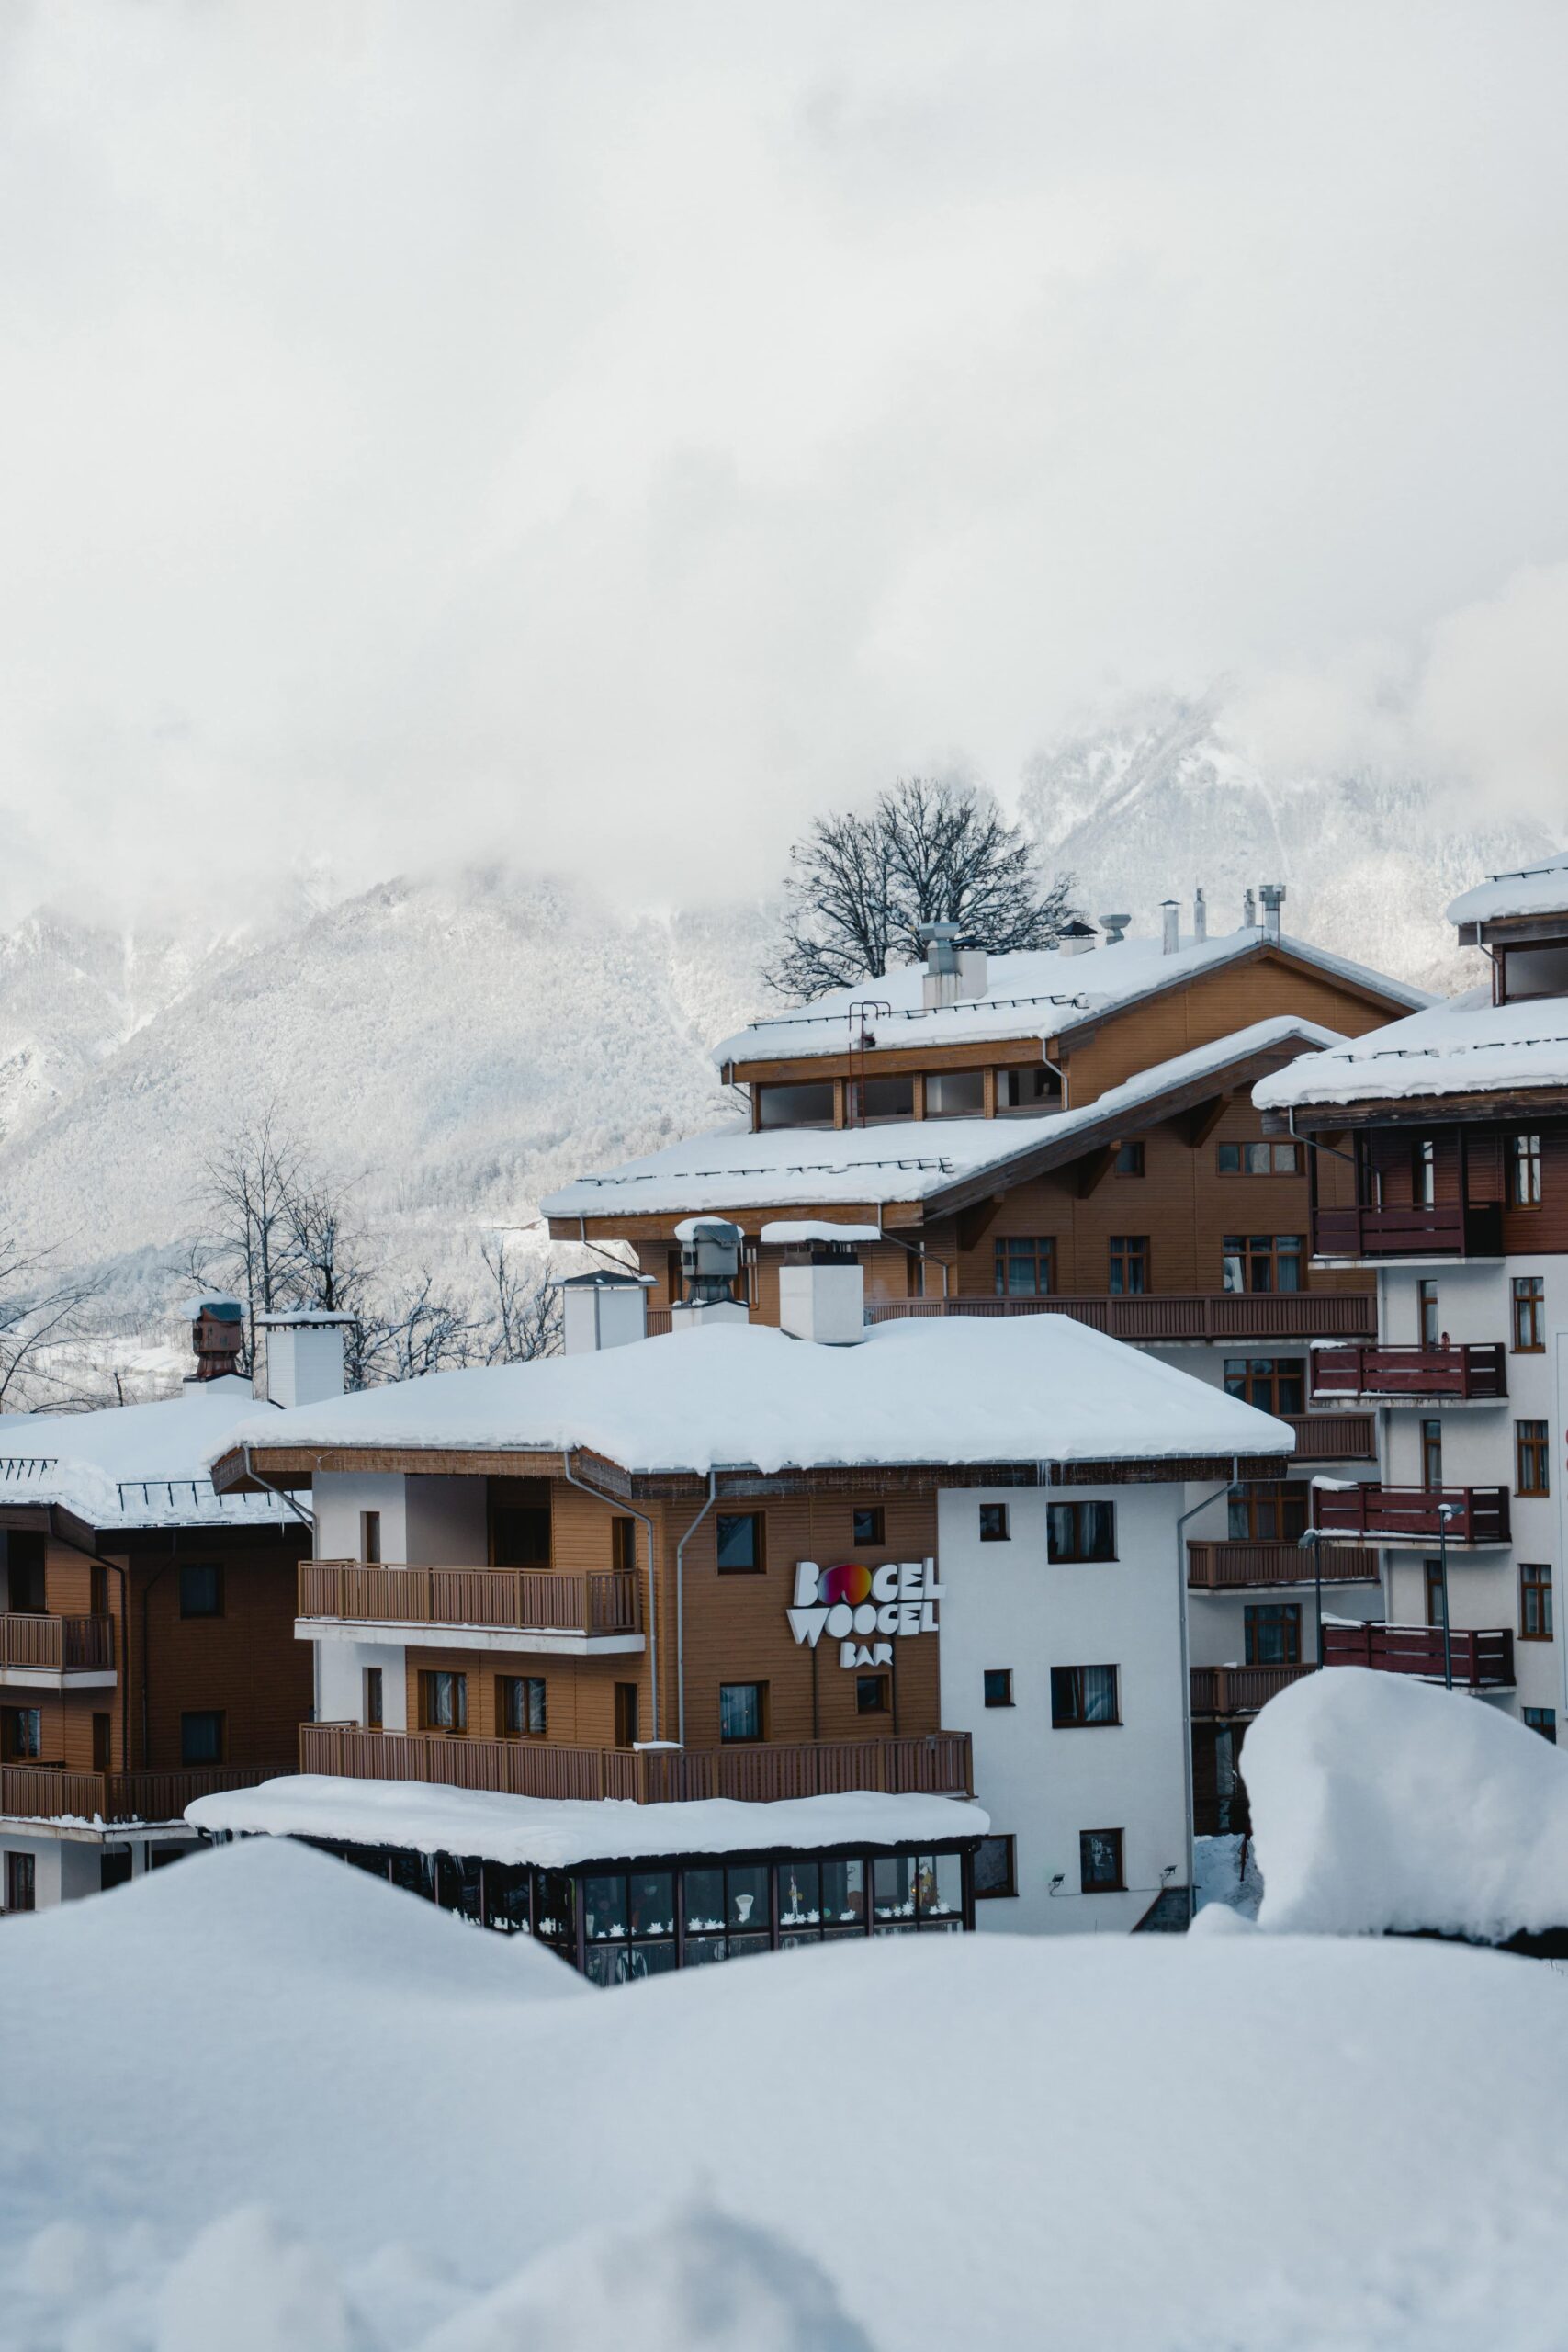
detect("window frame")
[177,1562,224,1621]
[1520,1562,1553,1642]
[1224,1356,1306,1416]
[922,1069,987,1120]
[1524,1707,1558,1744]
[1416,1279,1440,1350]
[360,1510,382,1565]
[854,1673,890,1716]
[1108,1235,1149,1295]
[418,1669,468,1735]
[718,1681,767,1744]
[978,1503,1010,1544]
[1216,1140,1300,1175]
[994,1236,1055,1297]
[1046,1500,1117,1564]
[1049,1664,1121,1728]
[974,1834,1018,1899]
[1517,1419,1551,1498]
[1511,1132,1543,1208]
[983,1669,1014,1708]
[1,1705,42,1761]
[179,1708,226,1767]
[852,1505,886,1547]
[1223,1233,1304,1295]
[5,1851,36,1912]
[715,1512,766,1575]
[1513,1275,1545,1353]
[1078,1828,1125,1894]
[497,1672,547,1736]
[364,1666,383,1729]
[756,1080,836,1130]
[1244,1601,1302,1666]
[1113,1141,1145,1178]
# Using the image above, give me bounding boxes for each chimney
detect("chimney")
[1099,913,1132,946]
[558,1271,650,1353]
[1258,882,1286,944]
[918,922,986,1009]
[1056,919,1099,958]
[256,1310,352,1407]
[671,1218,750,1334]
[765,1223,871,1344]
[183,1299,250,1396]
[1243,888,1257,929]
[1160,900,1179,955]
[1193,888,1206,943]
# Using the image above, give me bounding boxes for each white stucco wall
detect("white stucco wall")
[316,1637,409,1731]
[312,1473,488,1566]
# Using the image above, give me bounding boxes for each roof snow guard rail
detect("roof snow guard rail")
[1321,1033,1568,1067]
[575,1155,958,1189]
[739,990,1094,1033]
[115,1478,291,1515]
[0,1457,58,1484]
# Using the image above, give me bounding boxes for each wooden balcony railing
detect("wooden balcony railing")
[1311,1344,1507,1404]
[299,1563,642,1638]
[1312,1484,1511,1545]
[1322,1623,1515,1689]
[0,1761,291,1826]
[1187,1541,1381,1590]
[864,1293,1376,1340]
[0,1614,115,1672]
[1313,1204,1505,1261]
[1280,1414,1376,1461]
[1189,1665,1311,1716]
[300,1721,974,1804]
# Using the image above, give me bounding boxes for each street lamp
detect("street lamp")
[1436,1500,1460,1690]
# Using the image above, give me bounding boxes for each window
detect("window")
[1513,1276,1545,1352]
[719,1682,766,1742]
[1050,1665,1120,1727]
[90,1563,108,1618]
[180,1710,224,1766]
[757,1081,836,1129]
[1217,1140,1300,1174]
[1413,1136,1436,1208]
[974,1834,1018,1897]
[498,1674,547,1736]
[1424,1557,1447,1628]
[5,1853,35,1913]
[716,1513,764,1573]
[1,1708,41,1761]
[924,1069,985,1118]
[1114,1142,1145,1177]
[611,1516,637,1574]
[1048,1501,1116,1562]
[1244,1603,1301,1666]
[360,1510,382,1565]
[492,1500,550,1566]
[852,1506,885,1547]
[995,1237,1054,1296]
[614,1682,639,1748]
[848,1075,915,1125]
[92,1713,110,1772]
[178,1563,223,1620]
[855,1674,889,1715]
[1517,1419,1551,1498]
[996,1068,1060,1115]
[1524,1708,1558,1744]
[979,1504,1010,1543]
[1109,1236,1148,1295]
[418,1671,467,1734]
[100,1849,132,1894]
[2,1533,45,1614]
[1079,1829,1124,1894]
[1420,1419,1443,1490]
[683,1860,777,1962]
[1224,1357,1305,1415]
[983,1669,1014,1708]
[1223,1235,1303,1294]
[364,1667,383,1729]
[1417,1279,1441,1349]
[1521,1563,1553,1641]
[1512,1133,1543,1207]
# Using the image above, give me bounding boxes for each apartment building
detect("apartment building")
[1254,851,1568,1747]
[543,895,1426,1825]
[196,1294,1291,1962]
[0,1304,311,1911]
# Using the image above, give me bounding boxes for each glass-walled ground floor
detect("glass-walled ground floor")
[271,1833,979,1984]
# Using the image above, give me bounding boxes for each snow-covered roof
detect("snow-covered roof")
[758,1221,886,1245]
[712,926,1427,1069]
[1253,989,1568,1112]
[1447,850,1568,929]
[186,1775,988,1866]
[0,1387,296,1531]
[545,1015,1346,1218]
[211,1315,1292,1480]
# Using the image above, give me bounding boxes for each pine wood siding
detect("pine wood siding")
[122,1529,310,1773]
[1052,955,1397,1101]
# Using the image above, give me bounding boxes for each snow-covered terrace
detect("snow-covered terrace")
[711,925,1427,1069]
[0,1389,298,1531]
[545,1015,1348,1219]
[1254,989,1568,1112]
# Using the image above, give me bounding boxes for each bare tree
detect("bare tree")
[479,1233,562,1363]
[0,1233,105,1414]
[769,775,1076,998]
[357,1272,479,1384]
[192,1109,306,1372]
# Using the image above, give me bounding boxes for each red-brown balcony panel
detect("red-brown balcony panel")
[0,1614,115,1673]
[1312,1204,1505,1262]
[1280,1414,1376,1462]
[1189,1664,1312,1716]
[1312,1485,1510,1546]
[864,1293,1377,1341]
[0,1762,291,1826]
[1322,1623,1514,1690]
[1187,1541,1381,1590]
[299,1564,642,1639]
[1311,1345,1507,1406]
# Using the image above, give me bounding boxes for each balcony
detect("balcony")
[300,1721,975,1804]
[1312,1485,1511,1546]
[0,1762,292,1827]
[298,1564,644,1653]
[1322,1623,1515,1690]
[1190,1665,1312,1716]
[0,1614,115,1685]
[1311,1343,1507,1406]
[1187,1541,1381,1590]
[1312,1204,1505,1263]
[1280,1414,1376,1461]
[864,1293,1376,1341]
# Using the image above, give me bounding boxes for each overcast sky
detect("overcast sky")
[2,0,1565,924]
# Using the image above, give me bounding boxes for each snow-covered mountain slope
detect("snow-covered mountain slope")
[1021,692,1559,991]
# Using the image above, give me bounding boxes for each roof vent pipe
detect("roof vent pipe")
[1193,888,1206,944]
[1099,913,1132,947]
[1160,900,1179,955]
[1243,888,1257,930]
[1258,882,1286,944]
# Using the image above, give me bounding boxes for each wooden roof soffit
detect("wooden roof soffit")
[1261,1091,1568,1135]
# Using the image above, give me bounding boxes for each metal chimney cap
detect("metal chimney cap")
[1098,913,1133,945]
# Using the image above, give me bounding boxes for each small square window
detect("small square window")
[180,1710,224,1766]
[1216,1142,1241,1173]
[1079,1827,1124,1894]
[1113,1142,1145,1177]
[855,1674,889,1715]
[716,1513,764,1573]
[1050,1664,1120,1726]
[852,1506,885,1547]
[178,1563,223,1619]
[1047,1501,1116,1563]
[974,1835,1017,1898]
[983,1669,1013,1708]
[1524,1707,1558,1744]
[719,1682,765,1742]
[979,1504,1010,1543]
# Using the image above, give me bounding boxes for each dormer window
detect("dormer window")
[1497,942,1568,1003]
[849,1075,914,1125]
[924,1069,985,1118]
[996,1068,1061,1116]
[757,1081,836,1129]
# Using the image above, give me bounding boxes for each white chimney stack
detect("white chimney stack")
[671,1218,750,1333]
[1258,882,1286,944]
[918,922,986,1009]
[1243,888,1258,929]
[558,1271,650,1353]
[1193,888,1206,943]
[257,1310,353,1406]
[763,1223,875,1345]
[1160,899,1179,955]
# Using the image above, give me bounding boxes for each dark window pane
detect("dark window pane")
[627,1872,675,1937]
[583,1874,629,1940]
[179,1563,223,1619]
[492,1507,550,1566]
[728,1865,771,1930]
[779,1860,821,1928]
[719,1683,762,1741]
[975,1835,1016,1897]
[716,1514,761,1571]
[180,1711,222,1765]
[852,1507,884,1546]
[983,1669,1012,1707]
[820,1858,866,1925]
[874,1855,917,1921]
[979,1504,1010,1543]
[684,1868,726,1932]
